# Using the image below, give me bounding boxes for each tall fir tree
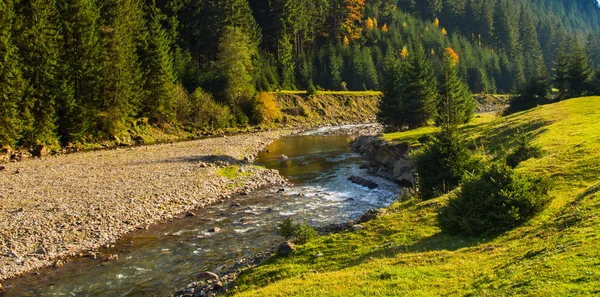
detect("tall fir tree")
[403,40,438,129]
[0,0,25,148]
[217,27,256,108]
[567,36,594,98]
[140,2,177,124]
[437,48,475,127]
[553,46,570,100]
[14,0,64,148]
[57,0,103,142]
[99,0,147,136]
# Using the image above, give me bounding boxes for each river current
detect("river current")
[3,126,399,297]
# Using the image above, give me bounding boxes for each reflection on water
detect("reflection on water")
[3,128,399,297]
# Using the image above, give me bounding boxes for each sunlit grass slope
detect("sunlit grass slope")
[231,97,600,296]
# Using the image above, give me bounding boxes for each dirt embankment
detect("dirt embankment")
[275,93,381,127]
[0,131,290,282]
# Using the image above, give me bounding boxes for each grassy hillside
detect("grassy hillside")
[230,97,600,296]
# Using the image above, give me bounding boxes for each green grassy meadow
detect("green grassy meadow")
[229,97,600,296]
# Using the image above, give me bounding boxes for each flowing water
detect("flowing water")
[3,126,400,297]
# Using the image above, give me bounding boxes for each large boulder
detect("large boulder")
[278,241,296,257]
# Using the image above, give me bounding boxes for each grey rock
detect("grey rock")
[197,271,219,281]
[278,241,296,257]
[352,224,364,231]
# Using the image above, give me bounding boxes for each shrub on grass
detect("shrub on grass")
[276,218,317,244]
[506,133,544,168]
[307,81,318,96]
[438,163,552,236]
[415,126,483,199]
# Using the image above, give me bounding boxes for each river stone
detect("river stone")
[0,283,5,293]
[197,271,219,281]
[209,227,222,233]
[352,224,364,231]
[278,241,296,257]
[397,172,416,188]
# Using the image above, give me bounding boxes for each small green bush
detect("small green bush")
[506,133,544,168]
[295,223,317,244]
[438,164,552,236]
[415,127,483,199]
[276,218,317,244]
[276,218,297,240]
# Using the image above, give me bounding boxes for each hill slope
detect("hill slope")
[230,97,600,296]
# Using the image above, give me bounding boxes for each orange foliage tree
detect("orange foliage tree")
[341,0,365,42]
[444,47,459,66]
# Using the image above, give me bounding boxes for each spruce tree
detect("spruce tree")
[403,40,438,129]
[14,0,64,148]
[362,47,379,90]
[217,27,256,108]
[553,47,570,100]
[57,0,103,142]
[437,48,475,127]
[0,0,25,148]
[378,51,404,129]
[99,0,146,136]
[140,3,177,124]
[278,34,295,90]
[567,37,594,98]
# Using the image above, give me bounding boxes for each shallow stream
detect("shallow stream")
[3,126,399,297]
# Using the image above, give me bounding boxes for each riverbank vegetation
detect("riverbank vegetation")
[2,0,600,152]
[231,96,600,296]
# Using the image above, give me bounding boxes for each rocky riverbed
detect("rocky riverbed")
[0,131,291,283]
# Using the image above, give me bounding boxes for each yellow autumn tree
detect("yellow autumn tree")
[401,46,409,59]
[442,27,447,36]
[341,0,365,41]
[445,47,460,66]
[365,17,374,31]
[253,92,282,125]
[343,36,350,46]
[381,23,389,33]
[433,17,440,27]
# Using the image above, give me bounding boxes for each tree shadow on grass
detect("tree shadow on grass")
[349,231,485,268]
[466,119,551,158]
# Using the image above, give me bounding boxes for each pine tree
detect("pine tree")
[328,46,343,90]
[362,47,379,90]
[14,0,64,148]
[278,34,295,89]
[217,27,256,107]
[140,3,177,124]
[437,48,475,127]
[567,36,594,98]
[378,51,404,129]
[0,0,25,148]
[553,47,570,100]
[99,0,146,136]
[518,8,546,84]
[57,0,103,142]
[403,40,438,129]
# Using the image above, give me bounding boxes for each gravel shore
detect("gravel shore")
[0,131,290,282]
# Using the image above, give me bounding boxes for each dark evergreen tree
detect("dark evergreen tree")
[567,36,594,98]
[13,0,64,148]
[553,47,570,100]
[99,0,147,136]
[140,2,177,124]
[57,0,103,142]
[436,49,475,126]
[0,0,25,148]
